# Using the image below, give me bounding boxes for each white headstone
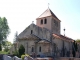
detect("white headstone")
[13,56,22,60]
[24,56,28,60]
[3,55,12,60]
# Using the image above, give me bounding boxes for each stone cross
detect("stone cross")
[32,21,34,24]
[48,3,50,8]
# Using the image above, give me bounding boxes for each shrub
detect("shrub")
[18,44,25,57]
[21,54,30,60]
[0,51,8,54]
[4,47,9,52]
[0,44,2,51]
[13,50,19,57]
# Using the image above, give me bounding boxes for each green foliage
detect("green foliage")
[21,54,30,60]
[0,17,10,42]
[21,55,25,60]
[76,39,80,42]
[13,31,18,43]
[13,50,19,57]
[72,40,78,57]
[4,47,9,52]
[18,44,25,57]
[2,41,12,52]
[2,40,12,47]
[0,51,8,54]
[0,44,2,51]
[75,43,78,51]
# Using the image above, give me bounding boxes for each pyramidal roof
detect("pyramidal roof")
[37,8,59,20]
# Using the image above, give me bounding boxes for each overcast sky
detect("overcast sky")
[0,0,80,43]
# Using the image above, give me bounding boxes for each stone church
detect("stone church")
[14,8,74,57]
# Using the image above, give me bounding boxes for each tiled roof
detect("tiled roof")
[53,34,74,42]
[36,8,59,20]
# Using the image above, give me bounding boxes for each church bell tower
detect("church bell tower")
[36,8,61,34]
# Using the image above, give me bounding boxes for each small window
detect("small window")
[31,30,33,34]
[54,20,58,27]
[39,46,41,52]
[41,19,43,24]
[31,47,34,52]
[44,19,47,24]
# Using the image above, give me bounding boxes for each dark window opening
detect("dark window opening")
[39,46,41,52]
[41,20,43,24]
[54,20,58,27]
[31,30,33,34]
[31,47,34,52]
[44,19,47,24]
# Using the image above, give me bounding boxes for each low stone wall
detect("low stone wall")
[35,58,53,60]
[57,57,80,60]
[3,55,22,60]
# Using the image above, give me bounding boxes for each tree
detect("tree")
[0,17,10,42]
[0,45,1,51]
[13,31,18,43]
[2,41,12,52]
[76,39,80,43]
[72,41,76,57]
[72,40,78,57]
[18,44,25,57]
[75,43,78,51]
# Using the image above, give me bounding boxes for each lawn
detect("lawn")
[0,51,8,54]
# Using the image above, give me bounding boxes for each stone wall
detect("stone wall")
[57,57,80,60]
[18,24,51,41]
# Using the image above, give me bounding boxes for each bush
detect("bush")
[18,44,25,57]
[13,50,19,57]
[0,51,8,54]
[0,44,2,51]
[4,47,9,52]
[21,54,30,60]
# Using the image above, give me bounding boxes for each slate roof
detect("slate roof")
[36,8,59,20]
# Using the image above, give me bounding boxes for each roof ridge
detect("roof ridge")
[36,8,59,20]
[37,9,50,19]
[53,33,74,40]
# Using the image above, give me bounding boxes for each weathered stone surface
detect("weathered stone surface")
[10,8,74,57]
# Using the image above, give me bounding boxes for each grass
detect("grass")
[0,51,8,54]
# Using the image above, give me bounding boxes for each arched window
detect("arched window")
[44,18,47,24]
[41,19,43,24]
[54,20,58,27]
[31,30,33,34]
[39,46,41,52]
[31,47,34,52]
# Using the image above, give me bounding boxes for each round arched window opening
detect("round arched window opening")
[39,46,41,52]
[31,30,33,34]
[41,19,43,24]
[44,18,47,24]
[31,47,34,52]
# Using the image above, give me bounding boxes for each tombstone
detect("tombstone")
[3,55,12,60]
[28,56,33,60]
[66,51,70,57]
[13,56,22,60]
[0,54,3,60]
[76,51,79,58]
[24,56,33,60]
[24,56,28,60]
[7,56,12,60]
[32,52,37,58]
[57,52,60,57]
[40,53,45,58]
[70,50,73,57]
[3,55,7,60]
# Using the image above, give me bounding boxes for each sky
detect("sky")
[0,0,80,43]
